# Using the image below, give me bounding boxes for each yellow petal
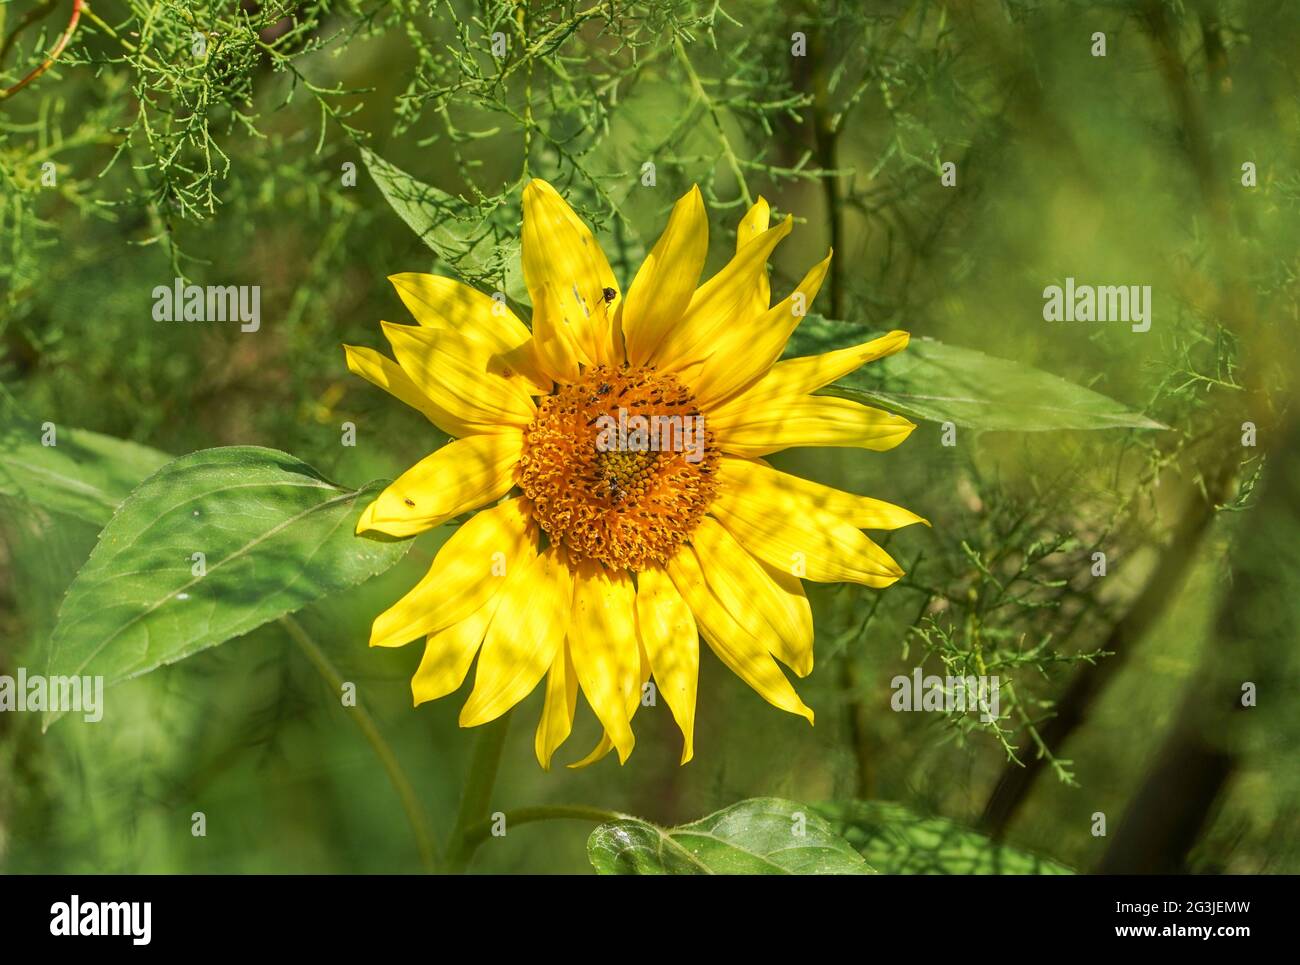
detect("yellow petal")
[709,484,904,587]
[390,272,526,342]
[566,560,639,763]
[534,644,579,770]
[736,196,772,311]
[529,280,591,385]
[666,545,814,723]
[621,186,708,367]
[381,322,536,429]
[691,517,814,677]
[460,545,573,727]
[567,734,615,769]
[369,498,534,648]
[389,273,551,394]
[412,596,501,706]
[651,215,793,374]
[719,455,928,530]
[521,179,620,367]
[343,344,473,436]
[356,432,522,538]
[693,250,833,407]
[736,196,771,251]
[720,330,910,408]
[711,395,916,457]
[634,565,698,764]
[568,641,650,769]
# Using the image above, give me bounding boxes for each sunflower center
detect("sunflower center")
[519,364,718,571]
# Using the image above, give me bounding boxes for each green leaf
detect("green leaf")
[785,316,1167,431]
[43,447,408,722]
[815,801,1074,874]
[587,797,874,874]
[0,413,171,526]
[362,148,529,305]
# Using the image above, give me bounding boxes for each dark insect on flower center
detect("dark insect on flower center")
[518,364,718,571]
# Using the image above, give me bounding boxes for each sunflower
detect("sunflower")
[344,179,924,769]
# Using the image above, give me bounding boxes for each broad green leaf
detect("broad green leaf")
[784,316,1166,431]
[362,149,529,304]
[43,446,408,722]
[0,412,170,526]
[815,801,1074,874]
[588,797,874,874]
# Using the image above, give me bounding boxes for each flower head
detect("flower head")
[345,179,923,768]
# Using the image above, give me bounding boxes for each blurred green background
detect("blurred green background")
[1,0,1297,873]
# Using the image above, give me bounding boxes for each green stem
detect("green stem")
[79,2,163,70]
[459,805,632,853]
[281,614,438,873]
[809,34,844,321]
[673,35,752,207]
[445,709,513,872]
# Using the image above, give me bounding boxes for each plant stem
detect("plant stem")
[978,479,1221,835]
[445,709,513,873]
[78,1,162,71]
[809,32,844,321]
[280,614,438,873]
[459,804,633,853]
[839,656,873,799]
[673,35,752,207]
[0,0,83,102]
